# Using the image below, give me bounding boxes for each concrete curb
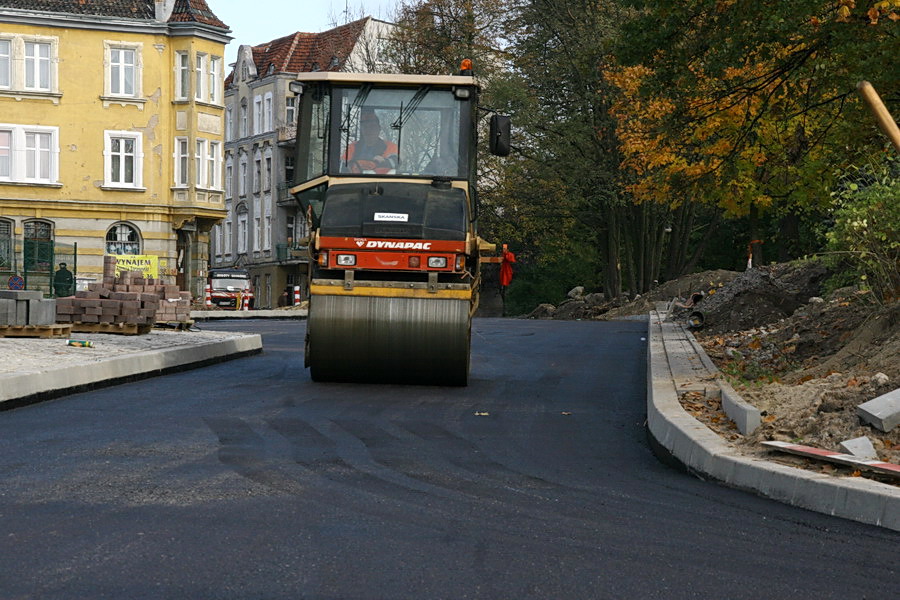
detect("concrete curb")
[0,334,262,408]
[646,311,900,532]
[191,309,307,320]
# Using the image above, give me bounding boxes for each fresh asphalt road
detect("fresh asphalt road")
[0,319,896,599]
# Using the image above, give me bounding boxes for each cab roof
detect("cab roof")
[292,71,479,88]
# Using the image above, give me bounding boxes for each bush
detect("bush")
[825,154,900,303]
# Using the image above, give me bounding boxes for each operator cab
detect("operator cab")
[289,73,485,231]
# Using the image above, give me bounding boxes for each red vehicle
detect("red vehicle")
[208,268,252,310]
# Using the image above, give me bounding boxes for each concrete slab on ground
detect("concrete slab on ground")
[0,330,262,405]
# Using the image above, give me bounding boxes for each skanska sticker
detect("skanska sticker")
[374,212,409,222]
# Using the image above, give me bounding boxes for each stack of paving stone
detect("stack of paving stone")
[0,290,57,326]
[55,257,192,329]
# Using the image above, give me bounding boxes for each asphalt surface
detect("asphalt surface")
[0,319,897,599]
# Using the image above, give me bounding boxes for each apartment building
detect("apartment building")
[214,17,391,308]
[0,0,229,299]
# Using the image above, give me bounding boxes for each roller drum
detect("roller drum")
[307,293,471,385]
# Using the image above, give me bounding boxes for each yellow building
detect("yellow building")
[0,0,229,299]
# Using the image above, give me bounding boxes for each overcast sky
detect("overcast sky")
[212,0,398,66]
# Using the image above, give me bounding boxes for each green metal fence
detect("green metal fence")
[1,240,77,297]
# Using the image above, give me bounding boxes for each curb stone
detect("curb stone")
[646,310,900,532]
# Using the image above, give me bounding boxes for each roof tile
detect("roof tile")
[0,0,154,18]
[0,0,227,28]
[239,17,370,79]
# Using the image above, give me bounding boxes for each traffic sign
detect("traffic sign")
[7,275,24,290]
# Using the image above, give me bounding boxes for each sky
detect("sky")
[211,0,398,66]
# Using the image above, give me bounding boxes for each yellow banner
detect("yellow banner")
[113,254,159,278]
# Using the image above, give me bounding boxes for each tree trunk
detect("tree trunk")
[604,205,622,299]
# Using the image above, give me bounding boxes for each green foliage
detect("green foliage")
[720,359,780,387]
[825,154,900,302]
[503,247,602,316]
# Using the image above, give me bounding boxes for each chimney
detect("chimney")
[155,0,177,22]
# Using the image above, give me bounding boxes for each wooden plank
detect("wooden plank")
[153,320,195,331]
[0,324,72,339]
[70,322,151,336]
[762,441,900,480]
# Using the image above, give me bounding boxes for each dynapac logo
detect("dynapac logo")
[364,240,433,250]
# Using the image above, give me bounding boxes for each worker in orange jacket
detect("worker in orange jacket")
[345,110,398,174]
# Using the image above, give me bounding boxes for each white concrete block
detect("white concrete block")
[839,436,878,460]
[857,388,900,432]
[719,379,761,435]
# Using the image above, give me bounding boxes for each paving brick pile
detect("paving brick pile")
[55,256,191,326]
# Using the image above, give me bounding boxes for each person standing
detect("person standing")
[53,262,74,297]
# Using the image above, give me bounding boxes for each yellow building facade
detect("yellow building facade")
[0,1,230,298]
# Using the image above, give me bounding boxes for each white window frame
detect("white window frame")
[224,154,233,198]
[0,39,10,89]
[106,222,142,255]
[175,51,189,100]
[195,138,206,188]
[264,202,272,251]
[0,123,58,184]
[103,130,143,189]
[240,99,248,137]
[253,95,263,135]
[209,56,221,104]
[0,128,9,178]
[109,47,135,96]
[174,136,189,187]
[238,153,248,196]
[237,210,248,254]
[103,41,142,99]
[214,223,223,258]
[208,141,221,190]
[253,150,262,193]
[0,34,58,95]
[285,95,295,127]
[264,148,272,191]
[224,218,233,256]
[264,92,273,132]
[195,53,207,102]
[24,40,50,91]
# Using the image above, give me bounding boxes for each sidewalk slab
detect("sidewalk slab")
[0,331,262,407]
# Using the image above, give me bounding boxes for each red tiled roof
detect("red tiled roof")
[168,0,227,28]
[244,17,370,77]
[0,0,227,28]
[0,0,153,18]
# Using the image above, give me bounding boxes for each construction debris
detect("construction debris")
[762,441,900,480]
[839,436,879,460]
[857,388,900,433]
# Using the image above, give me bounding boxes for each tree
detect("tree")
[611,0,900,266]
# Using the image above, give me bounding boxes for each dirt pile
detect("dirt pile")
[673,262,831,334]
[522,269,740,320]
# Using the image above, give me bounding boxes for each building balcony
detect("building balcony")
[275,242,309,263]
[276,181,296,206]
[277,125,297,143]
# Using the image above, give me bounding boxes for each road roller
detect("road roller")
[289,65,510,385]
